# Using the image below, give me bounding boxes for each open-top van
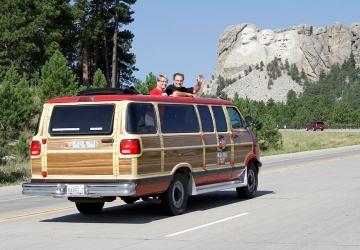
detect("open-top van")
[23,89,261,215]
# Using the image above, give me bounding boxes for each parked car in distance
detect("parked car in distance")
[306,121,325,131]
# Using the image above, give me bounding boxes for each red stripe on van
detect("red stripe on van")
[47,95,234,105]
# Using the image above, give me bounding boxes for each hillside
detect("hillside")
[203,22,360,102]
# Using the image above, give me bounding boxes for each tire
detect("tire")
[121,196,138,204]
[75,202,104,215]
[236,163,258,199]
[161,173,189,215]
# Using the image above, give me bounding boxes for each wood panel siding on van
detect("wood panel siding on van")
[137,151,162,175]
[232,131,253,165]
[119,158,132,175]
[159,104,203,172]
[47,153,114,175]
[137,136,162,175]
[163,135,203,172]
[31,157,42,175]
[203,134,218,167]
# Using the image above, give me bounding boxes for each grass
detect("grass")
[263,130,360,156]
[1,131,360,184]
[0,161,30,186]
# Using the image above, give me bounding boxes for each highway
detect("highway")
[1,145,360,249]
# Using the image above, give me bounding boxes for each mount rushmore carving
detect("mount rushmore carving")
[205,23,360,102]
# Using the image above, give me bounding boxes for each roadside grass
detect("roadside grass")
[263,131,360,156]
[0,161,30,186]
[1,131,360,184]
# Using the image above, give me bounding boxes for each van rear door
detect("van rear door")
[45,104,117,178]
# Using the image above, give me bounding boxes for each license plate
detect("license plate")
[67,184,85,195]
[65,140,97,149]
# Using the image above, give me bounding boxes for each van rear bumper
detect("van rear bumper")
[22,181,136,197]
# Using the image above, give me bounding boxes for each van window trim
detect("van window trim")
[196,104,215,133]
[125,101,158,135]
[211,105,229,133]
[48,103,116,137]
[158,103,200,134]
[226,106,245,130]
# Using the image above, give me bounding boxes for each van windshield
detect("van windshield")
[49,104,115,136]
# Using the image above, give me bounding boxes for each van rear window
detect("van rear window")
[49,104,115,136]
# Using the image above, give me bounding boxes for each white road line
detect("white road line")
[0,195,40,203]
[165,212,249,237]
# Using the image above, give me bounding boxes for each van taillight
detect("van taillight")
[30,141,41,156]
[120,139,141,154]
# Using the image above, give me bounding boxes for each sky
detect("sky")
[128,0,360,87]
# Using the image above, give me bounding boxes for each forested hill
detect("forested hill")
[234,54,360,132]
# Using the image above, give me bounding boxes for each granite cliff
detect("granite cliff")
[203,23,360,102]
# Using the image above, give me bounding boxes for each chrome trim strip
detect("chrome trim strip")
[22,182,136,197]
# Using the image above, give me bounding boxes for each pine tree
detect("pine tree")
[93,68,108,88]
[73,0,137,87]
[37,50,78,102]
[134,72,156,94]
[0,66,35,139]
[0,0,75,79]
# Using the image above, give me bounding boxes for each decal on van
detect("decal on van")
[217,135,228,165]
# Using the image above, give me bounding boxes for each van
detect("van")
[22,89,262,215]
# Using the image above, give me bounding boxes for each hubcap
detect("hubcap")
[172,181,184,208]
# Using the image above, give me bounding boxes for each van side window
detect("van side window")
[159,104,199,133]
[226,107,244,129]
[211,106,228,132]
[126,103,157,134]
[197,105,214,132]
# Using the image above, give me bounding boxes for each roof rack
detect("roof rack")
[77,87,138,96]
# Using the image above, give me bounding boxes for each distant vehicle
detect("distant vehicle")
[306,121,325,131]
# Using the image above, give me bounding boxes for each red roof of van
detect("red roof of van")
[47,95,234,105]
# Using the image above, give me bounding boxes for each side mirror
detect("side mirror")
[244,116,254,127]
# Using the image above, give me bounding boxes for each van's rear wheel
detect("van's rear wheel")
[75,202,104,214]
[236,163,258,199]
[162,173,188,215]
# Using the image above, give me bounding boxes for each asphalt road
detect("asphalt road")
[1,145,360,250]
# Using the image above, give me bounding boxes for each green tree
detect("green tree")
[253,114,282,150]
[134,72,156,94]
[37,50,78,102]
[290,63,300,82]
[0,0,75,79]
[92,68,108,88]
[72,0,137,87]
[0,66,36,140]
[284,59,290,72]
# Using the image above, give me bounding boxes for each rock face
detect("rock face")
[204,23,360,102]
